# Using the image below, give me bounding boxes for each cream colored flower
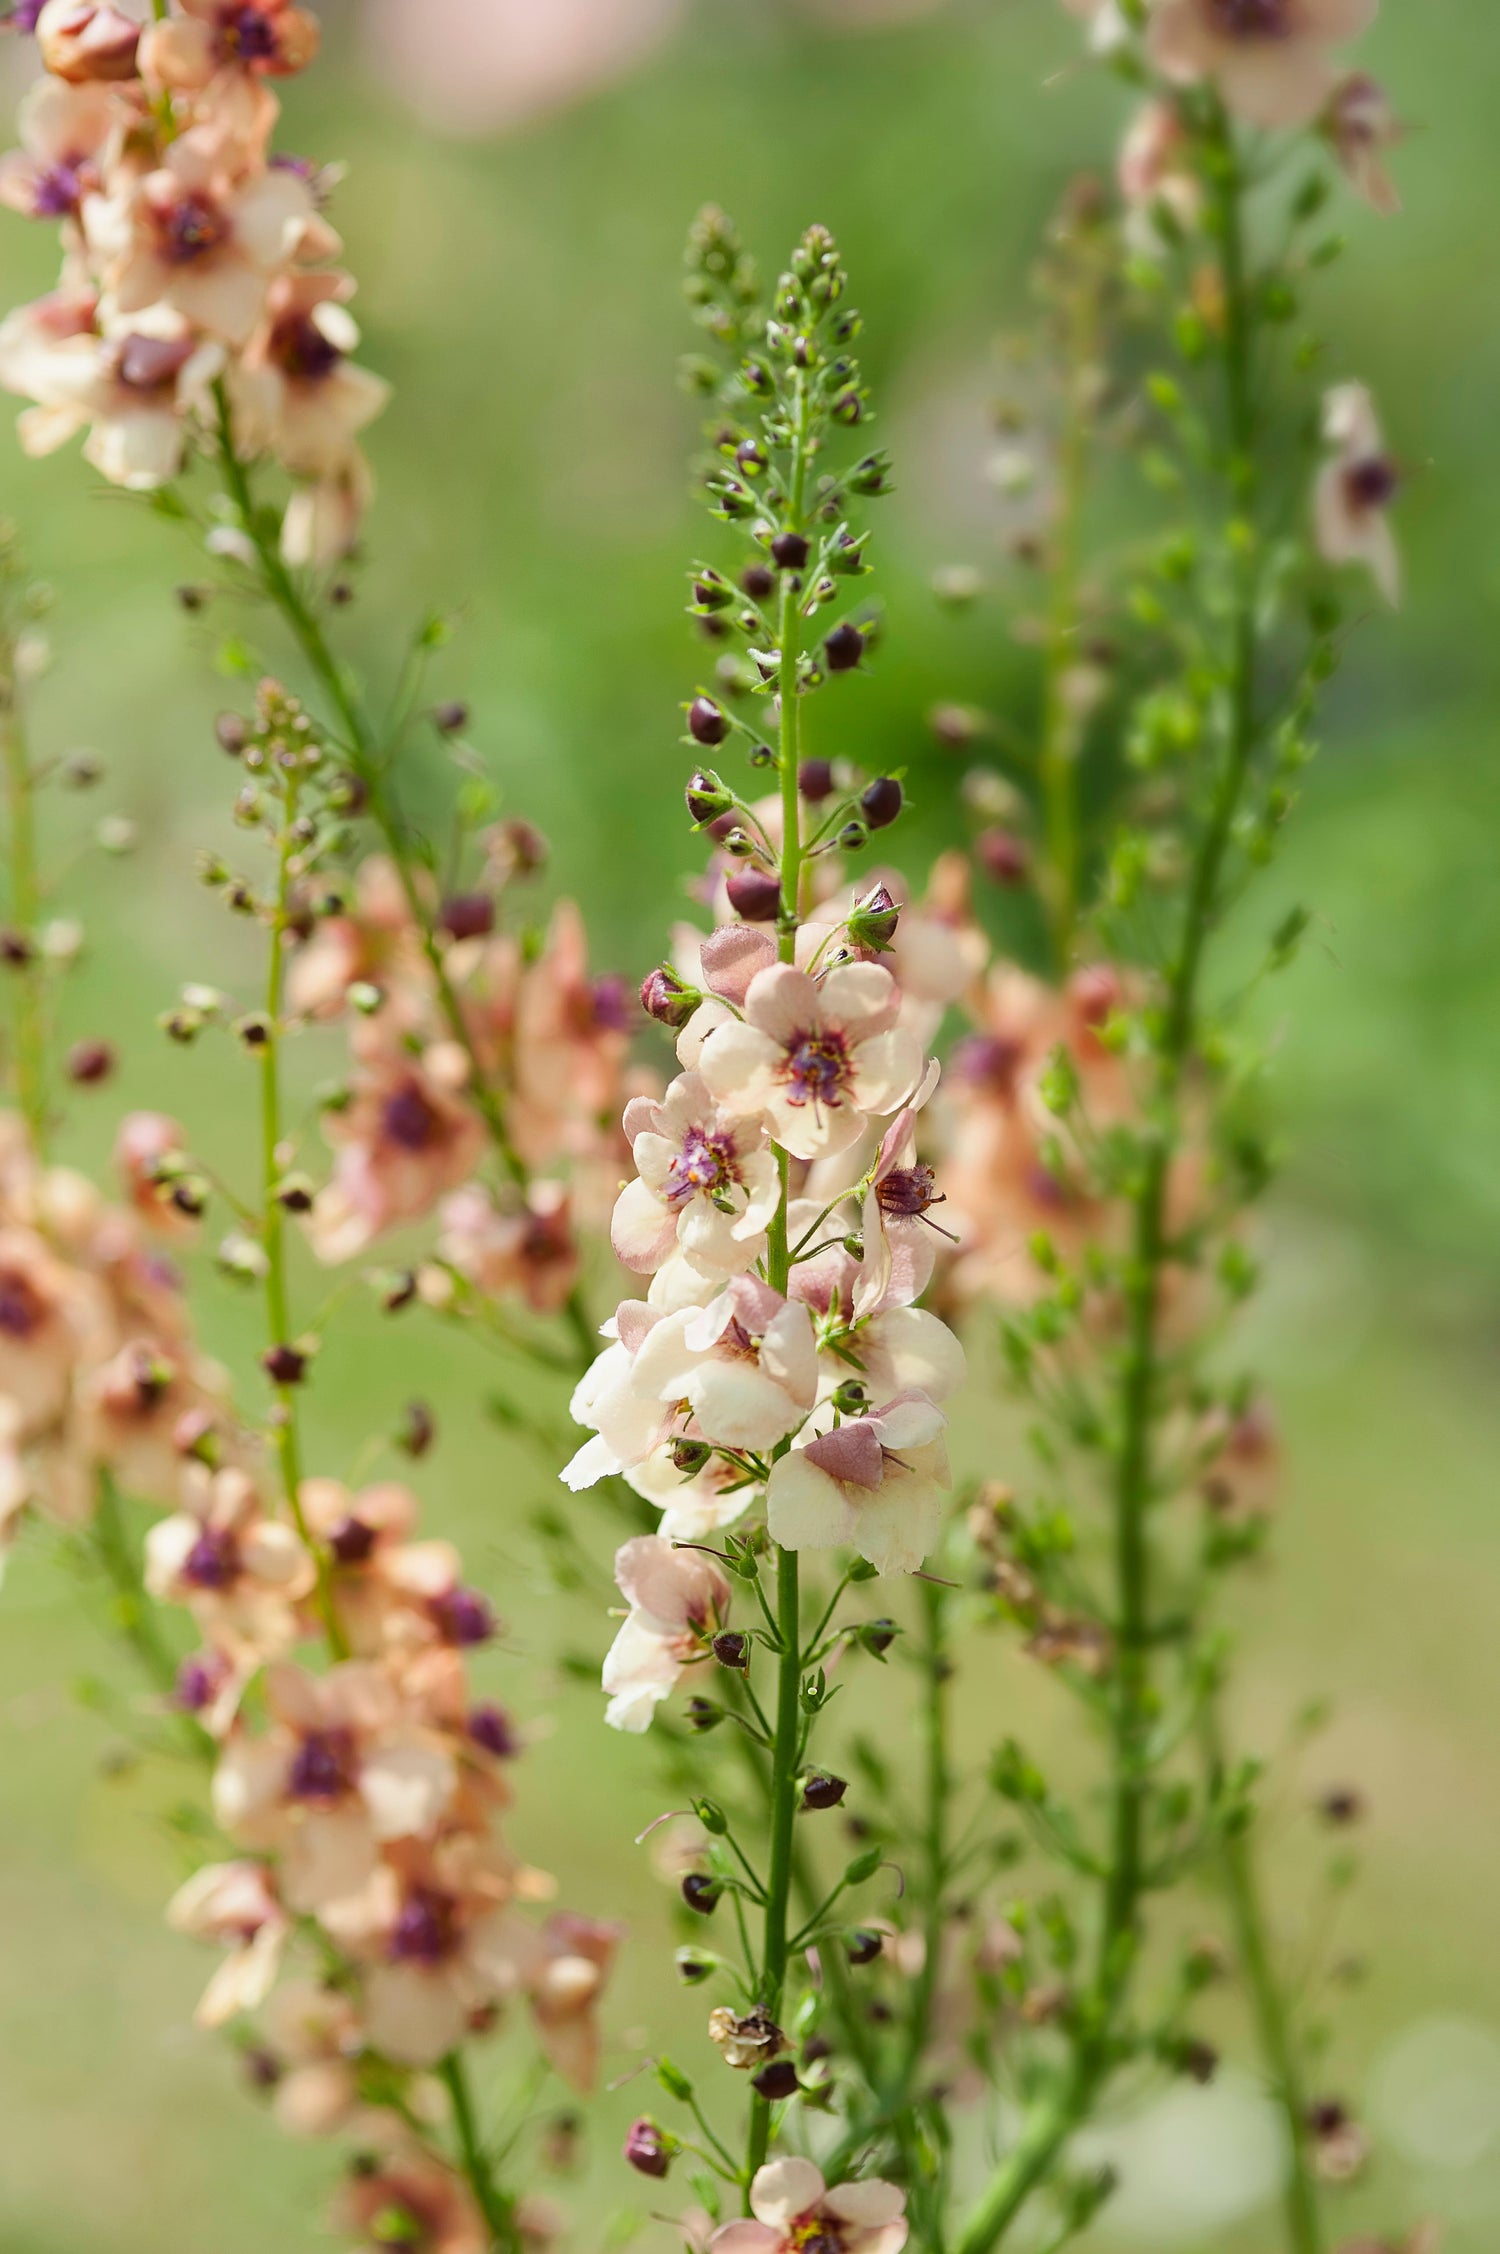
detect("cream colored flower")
[1314,381,1400,604]
[698,960,924,1163]
[166,1858,289,2027]
[709,2159,907,2254]
[602,1534,729,1733]
[766,1391,951,1577]
[1147,0,1378,131]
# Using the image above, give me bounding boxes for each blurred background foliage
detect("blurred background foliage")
[1,2,1497,2251]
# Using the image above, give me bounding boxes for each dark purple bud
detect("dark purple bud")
[685,769,732,826]
[432,1584,496,1647]
[688,697,729,747]
[860,777,903,830]
[591,974,634,1034]
[798,759,834,802]
[977,827,1031,887]
[433,702,470,735]
[713,1631,751,1672]
[1182,2039,1218,2085]
[858,1618,899,1658]
[752,2060,801,2102]
[397,1400,435,1458]
[670,1437,713,1474]
[327,1515,377,1566]
[244,2047,282,2092]
[741,564,776,601]
[801,1772,848,1811]
[825,623,866,674]
[693,573,733,612]
[214,712,249,756]
[273,1175,315,1214]
[845,883,900,951]
[686,1697,725,1733]
[174,1652,224,1712]
[846,1928,884,1966]
[439,893,495,942]
[1319,1787,1365,1826]
[623,2118,672,2180]
[287,1726,357,1803]
[261,1344,307,1387]
[0,930,33,967]
[640,966,700,1031]
[681,1872,722,1915]
[725,867,782,924]
[467,1703,520,1759]
[771,531,810,571]
[66,1039,115,1085]
[675,1947,715,1984]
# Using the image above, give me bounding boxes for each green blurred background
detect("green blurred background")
[1,1,1498,2249]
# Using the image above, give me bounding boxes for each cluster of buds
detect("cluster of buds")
[0,0,387,560]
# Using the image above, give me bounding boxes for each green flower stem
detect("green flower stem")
[259,779,346,1655]
[746,373,814,2190]
[0,603,47,1155]
[955,100,1263,2254]
[440,2052,520,2254]
[210,387,529,1198]
[1202,1707,1324,2254]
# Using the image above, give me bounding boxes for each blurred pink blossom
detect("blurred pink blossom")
[361,0,688,138]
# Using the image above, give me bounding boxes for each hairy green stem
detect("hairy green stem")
[1203,1710,1324,2254]
[0,610,47,1153]
[955,99,1262,2254]
[440,2053,520,2254]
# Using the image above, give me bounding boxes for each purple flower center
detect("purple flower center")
[952,1032,1024,1093]
[784,1030,851,1111]
[876,1163,942,1220]
[327,1513,377,1565]
[591,974,633,1034]
[219,4,278,60]
[467,1703,518,1758]
[665,1125,738,1205]
[287,1726,358,1803]
[162,193,228,264]
[1344,455,1398,512]
[183,1524,241,1590]
[790,2224,848,2254]
[118,333,196,393]
[432,1584,495,1647]
[1209,0,1291,36]
[175,1653,223,1711]
[271,309,343,384]
[389,1886,460,1966]
[32,161,83,219]
[0,1266,44,1338]
[382,1081,443,1153]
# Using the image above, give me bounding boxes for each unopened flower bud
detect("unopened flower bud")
[66,1039,114,1085]
[396,1400,436,1458]
[846,1929,883,1966]
[693,572,734,612]
[686,1696,725,1733]
[752,2061,800,2102]
[0,930,32,967]
[215,713,249,757]
[273,1174,315,1214]
[771,531,810,571]
[978,826,1031,886]
[713,1631,751,1672]
[839,821,869,853]
[675,1947,717,1984]
[685,769,733,825]
[36,0,141,84]
[433,701,470,735]
[233,1013,272,1050]
[62,752,103,789]
[849,451,892,496]
[845,884,899,951]
[688,697,729,747]
[799,759,834,801]
[726,867,782,923]
[860,776,903,830]
[825,622,865,674]
[741,563,776,600]
[681,1872,722,1916]
[623,2118,673,2180]
[801,1772,848,1811]
[261,1343,307,1387]
[435,893,492,943]
[830,1378,869,1417]
[670,1436,713,1475]
[858,1618,899,1659]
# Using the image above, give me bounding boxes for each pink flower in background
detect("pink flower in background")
[166,1858,289,2027]
[602,1533,729,1732]
[1147,0,1378,132]
[338,2145,487,2254]
[0,76,116,224]
[362,0,688,139]
[1325,72,1401,216]
[1315,381,1400,604]
[527,1912,623,2092]
[710,2160,908,2254]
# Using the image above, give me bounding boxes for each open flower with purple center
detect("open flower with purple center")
[1314,380,1401,604]
[612,1067,780,1278]
[603,1533,732,1733]
[145,1463,314,1661]
[766,1389,951,1577]
[708,2158,908,2254]
[0,76,114,222]
[1147,0,1377,130]
[698,960,925,1163]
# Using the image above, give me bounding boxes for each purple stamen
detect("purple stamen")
[182,1524,241,1590]
[327,1514,377,1565]
[432,1584,496,1647]
[389,1886,459,1966]
[162,193,228,263]
[286,1726,358,1803]
[467,1703,519,1759]
[382,1081,443,1152]
[272,310,342,384]
[0,1267,43,1338]
[784,1030,850,1111]
[1345,455,1399,511]
[31,162,83,219]
[665,1125,737,1205]
[219,4,278,60]
[1209,0,1291,35]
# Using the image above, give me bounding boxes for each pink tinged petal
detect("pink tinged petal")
[769,1086,866,1165]
[676,993,733,1068]
[866,1308,968,1403]
[615,1301,662,1356]
[359,1741,457,1840]
[614,1531,728,1620]
[847,1028,925,1118]
[871,1390,949,1453]
[759,1300,819,1408]
[766,1451,859,1552]
[698,1018,782,1111]
[849,1465,946,1577]
[602,1613,683,1732]
[825,2181,908,2229]
[1217,41,1336,129]
[622,1092,665,1142]
[195,1921,284,2027]
[700,923,777,1005]
[751,2158,828,2228]
[678,1198,761,1274]
[743,962,823,1046]
[167,254,269,348]
[1311,0,1378,35]
[817,960,900,1037]
[281,1806,382,1918]
[364,1963,470,2067]
[708,2229,783,2254]
[631,1130,679,1193]
[738,1148,782,1231]
[611,1176,678,1273]
[687,1361,805,1452]
[804,1420,886,1490]
[232,167,316,268]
